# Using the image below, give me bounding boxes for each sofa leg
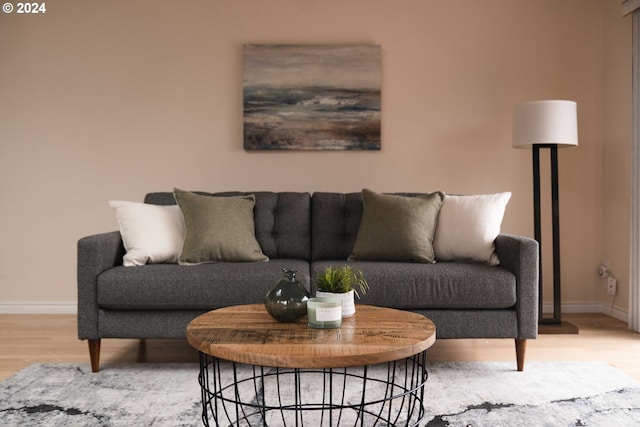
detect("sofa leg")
[88,339,101,373]
[515,339,526,371]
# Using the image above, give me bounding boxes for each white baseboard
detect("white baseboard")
[0,302,77,314]
[542,301,629,323]
[0,301,630,323]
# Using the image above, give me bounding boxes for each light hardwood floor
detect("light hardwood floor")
[1,313,639,382]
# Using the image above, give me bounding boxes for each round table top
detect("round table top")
[187,304,436,369]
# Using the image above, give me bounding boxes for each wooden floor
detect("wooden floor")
[1,313,639,382]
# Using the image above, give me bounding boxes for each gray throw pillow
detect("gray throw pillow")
[173,189,268,264]
[348,189,444,263]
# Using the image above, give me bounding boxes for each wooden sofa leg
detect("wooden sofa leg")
[515,339,526,372]
[88,339,101,373]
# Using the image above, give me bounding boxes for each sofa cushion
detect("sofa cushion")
[311,261,516,310]
[145,191,311,260]
[174,189,268,264]
[108,200,185,266]
[311,192,364,260]
[348,189,444,263]
[97,259,310,310]
[434,192,511,265]
[311,192,444,261]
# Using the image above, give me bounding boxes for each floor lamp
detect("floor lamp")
[513,100,579,334]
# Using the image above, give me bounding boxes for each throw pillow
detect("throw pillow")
[433,192,512,265]
[173,188,268,264]
[348,189,445,263]
[109,200,185,267]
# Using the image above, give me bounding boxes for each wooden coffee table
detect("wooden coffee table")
[187,304,436,426]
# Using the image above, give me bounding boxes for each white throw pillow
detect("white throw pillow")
[109,200,185,266]
[433,192,511,265]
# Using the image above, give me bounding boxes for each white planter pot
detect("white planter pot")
[315,289,356,318]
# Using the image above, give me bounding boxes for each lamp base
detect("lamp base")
[538,320,579,335]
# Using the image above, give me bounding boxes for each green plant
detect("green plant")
[316,265,369,298]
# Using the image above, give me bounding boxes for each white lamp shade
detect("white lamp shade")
[512,100,578,148]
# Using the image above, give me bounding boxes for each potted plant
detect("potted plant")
[315,265,369,318]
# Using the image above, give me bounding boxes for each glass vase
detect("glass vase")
[265,269,311,323]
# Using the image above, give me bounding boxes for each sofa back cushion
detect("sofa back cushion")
[311,192,363,261]
[312,192,439,261]
[144,191,311,260]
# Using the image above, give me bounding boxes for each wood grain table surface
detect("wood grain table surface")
[187,304,436,369]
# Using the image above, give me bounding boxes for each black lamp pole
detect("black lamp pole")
[533,144,578,332]
[533,144,560,323]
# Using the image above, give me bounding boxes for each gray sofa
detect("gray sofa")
[78,191,539,372]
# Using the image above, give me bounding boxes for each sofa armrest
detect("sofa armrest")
[494,234,539,339]
[77,231,125,339]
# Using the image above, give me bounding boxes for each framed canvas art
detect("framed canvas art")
[243,44,381,151]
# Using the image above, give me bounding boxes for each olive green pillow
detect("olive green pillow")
[348,189,445,263]
[173,189,268,264]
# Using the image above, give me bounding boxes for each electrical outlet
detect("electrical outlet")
[607,277,617,295]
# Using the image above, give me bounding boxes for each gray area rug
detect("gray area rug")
[0,361,639,426]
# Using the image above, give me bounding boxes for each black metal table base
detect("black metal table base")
[197,351,429,426]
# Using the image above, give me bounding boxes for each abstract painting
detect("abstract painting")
[243,45,381,150]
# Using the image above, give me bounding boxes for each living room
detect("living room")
[1,0,639,425]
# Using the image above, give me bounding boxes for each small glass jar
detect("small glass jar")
[307,297,342,329]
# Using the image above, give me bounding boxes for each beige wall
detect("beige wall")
[603,1,633,319]
[0,0,632,317]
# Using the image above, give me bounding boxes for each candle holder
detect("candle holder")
[307,297,342,329]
